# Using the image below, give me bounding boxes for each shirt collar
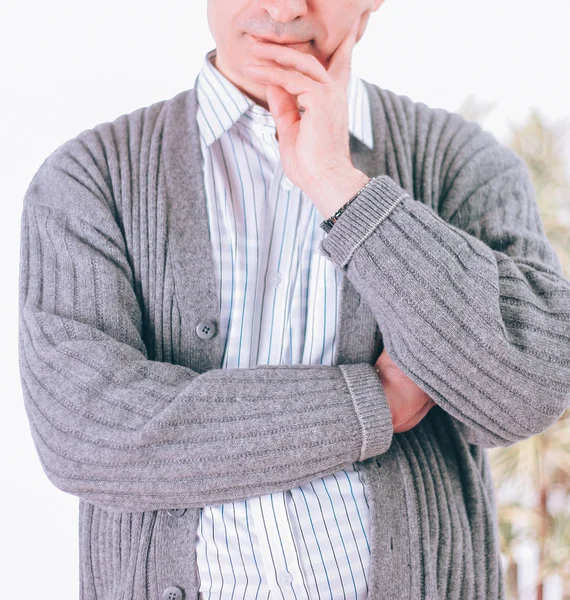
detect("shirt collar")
[196,47,373,151]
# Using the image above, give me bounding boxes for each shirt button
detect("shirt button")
[277,571,293,586]
[281,176,294,190]
[196,320,216,339]
[268,271,283,287]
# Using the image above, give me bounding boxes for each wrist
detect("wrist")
[311,168,371,220]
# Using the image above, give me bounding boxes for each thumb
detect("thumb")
[327,21,359,85]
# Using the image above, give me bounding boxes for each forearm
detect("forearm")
[319,172,570,447]
[19,185,393,513]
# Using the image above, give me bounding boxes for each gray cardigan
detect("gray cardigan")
[18,73,570,599]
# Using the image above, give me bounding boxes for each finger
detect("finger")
[397,398,434,431]
[265,84,300,137]
[244,63,317,97]
[250,43,329,84]
[327,20,359,84]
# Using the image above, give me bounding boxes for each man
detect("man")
[17,0,570,598]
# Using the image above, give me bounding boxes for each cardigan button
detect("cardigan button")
[166,508,186,517]
[196,320,216,340]
[162,586,184,600]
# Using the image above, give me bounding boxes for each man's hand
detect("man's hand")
[374,348,437,433]
[243,21,363,218]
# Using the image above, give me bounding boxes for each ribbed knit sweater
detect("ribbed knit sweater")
[17,74,570,600]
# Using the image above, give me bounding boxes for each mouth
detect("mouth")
[250,34,311,48]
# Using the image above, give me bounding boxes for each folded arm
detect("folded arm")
[319,120,570,448]
[17,143,393,513]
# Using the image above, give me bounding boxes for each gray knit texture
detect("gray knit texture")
[18,75,570,599]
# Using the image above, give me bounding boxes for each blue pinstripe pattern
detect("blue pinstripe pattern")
[195,47,375,599]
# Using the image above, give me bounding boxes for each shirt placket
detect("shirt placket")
[248,492,309,599]
[248,116,295,192]
[246,111,309,599]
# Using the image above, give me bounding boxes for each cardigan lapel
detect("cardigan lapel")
[334,79,390,366]
[162,77,388,371]
[162,80,224,373]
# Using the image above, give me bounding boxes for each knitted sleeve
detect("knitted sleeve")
[319,116,570,448]
[17,146,393,513]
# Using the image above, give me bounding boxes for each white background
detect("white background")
[1,0,569,597]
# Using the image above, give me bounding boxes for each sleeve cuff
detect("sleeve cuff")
[319,175,410,270]
[338,362,394,460]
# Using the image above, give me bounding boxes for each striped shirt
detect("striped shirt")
[194,47,376,599]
